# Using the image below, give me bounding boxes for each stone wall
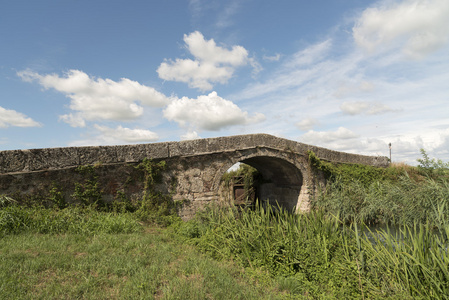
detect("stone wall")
[0,134,388,175]
[0,134,389,219]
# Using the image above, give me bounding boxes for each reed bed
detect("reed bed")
[357,223,449,299]
[314,173,449,229]
[176,204,364,298]
[177,203,449,299]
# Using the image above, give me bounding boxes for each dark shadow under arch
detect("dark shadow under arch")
[236,156,303,212]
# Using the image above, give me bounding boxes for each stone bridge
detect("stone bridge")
[0,134,388,219]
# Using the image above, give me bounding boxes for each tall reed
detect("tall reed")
[314,173,449,229]
[177,203,365,298]
[177,202,449,298]
[359,223,449,299]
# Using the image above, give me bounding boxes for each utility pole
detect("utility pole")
[389,143,392,162]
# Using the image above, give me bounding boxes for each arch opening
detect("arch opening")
[221,156,303,212]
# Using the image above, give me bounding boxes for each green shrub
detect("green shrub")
[417,148,449,177]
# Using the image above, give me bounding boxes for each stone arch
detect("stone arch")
[214,149,308,212]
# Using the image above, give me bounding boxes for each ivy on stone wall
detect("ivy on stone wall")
[308,150,387,187]
[134,158,180,225]
[72,165,104,208]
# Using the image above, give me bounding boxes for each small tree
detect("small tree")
[417,148,449,176]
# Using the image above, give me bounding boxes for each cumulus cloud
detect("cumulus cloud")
[58,113,86,128]
[296,117,319,131]
[180,130,200,141]
[163,91,265,131]
[353,0,449,58]
[0,106,41,128]
[157,31,250,91]
[340,101,394,115]
[18,69,170,127]
[94,125,159,142]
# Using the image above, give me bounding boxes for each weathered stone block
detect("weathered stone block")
[1,150,29,173]
[78,146,118,165]
[28,147,79,171]
[115,142,170,162]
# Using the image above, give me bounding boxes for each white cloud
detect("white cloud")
[300,128,392,158]
[94,124,159,143]
[18,69,170,127]
[233,39,335,101]
[300,127,359,145]
[353,0,449,58]
[249,57,263,77]
[296,117,319,131]
[58,113,86,128]
[188,0,239,29]
[263,53,281,62]
[0,106,41,128]
[333,81,375,98]
[180,130,200,141]
[68,125,159,146]
[340,101,394,115]
[184,31,248,66]
[163,91,265,131]
[216,1,241,29]
[287,39,332,68]
[157,31,250,91]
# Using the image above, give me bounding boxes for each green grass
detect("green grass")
[0,206,143,236]
[0,227,289,299]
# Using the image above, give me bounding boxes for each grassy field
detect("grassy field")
[0,222,288,299]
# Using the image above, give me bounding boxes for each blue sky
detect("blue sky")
[1,0,448,164]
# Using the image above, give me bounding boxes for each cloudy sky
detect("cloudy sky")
[1,0,448,164]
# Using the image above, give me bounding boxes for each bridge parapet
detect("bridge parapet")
[0,134,388,174]
[0,134,389,219]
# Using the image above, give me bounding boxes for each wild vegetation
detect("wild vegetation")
[175,202,449,299]
[1,152,449,298]
[310,149,449,229]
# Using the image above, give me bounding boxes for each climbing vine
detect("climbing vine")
[134,158,180,225]
[72,165,104,208]
[222,163,263,206]
[308,150,387,187]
